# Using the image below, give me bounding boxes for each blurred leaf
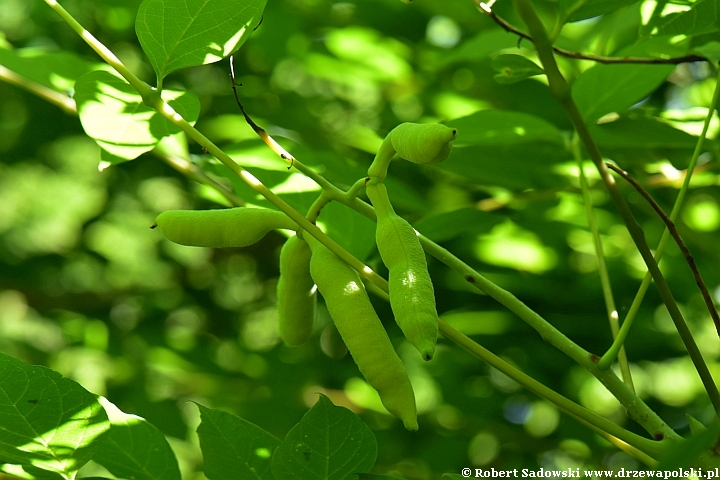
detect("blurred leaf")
[441,310,513,335]
[436,143,570,190]
[589,115,697,148]
[357,475,404,480]
[445,110,565,147]
[271,395,377,480]
[74,70,200,162]
[136,0,267,81]
[441,30,520,66]
[572,62,674,124]
[0,352,109,477]
[320,202,377,262]
[655,421,720,469]
[93,397,181,480]
[652,0,720,37]
[492,55,544,84]
[559,0,640,23]
[0,48,105,93]
[442,475,466,480]
[197,404,280,480]
[693,40,720,65]
[414,208,502,243]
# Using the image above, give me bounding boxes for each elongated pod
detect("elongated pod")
[365,182,438,361]
[305,235,418,431]
[153,208,298,248]
[367,123,457,181]
[277,235,316,346]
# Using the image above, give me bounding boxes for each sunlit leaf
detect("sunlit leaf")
[0,48,106,93]
[136,0,267,82]
[93,397,181,480]
[271,395,377,480]
[652,0,720,37]
[559,0,640,23]
[445,110,565,146]
[0,352,109,477]
[196,404,280,480]
[74,70,200,162]
[492,54,544,84]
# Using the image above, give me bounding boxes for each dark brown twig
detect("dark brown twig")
[607,162,720,336]
[473,1,707,65]
[229,55,295,168]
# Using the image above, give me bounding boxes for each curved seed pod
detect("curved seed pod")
[153,208,298,248]
[366,182,438,361]
[367,123,457,181]
[277,235,316,346]
[305,235,418,431]
[391,123,456,165]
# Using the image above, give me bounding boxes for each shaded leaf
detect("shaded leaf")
[492,54,544,84]
[441,30,520,66]
[656,421,720,469]
[93,397,181,480]
[0,352,109,477]
[693,40,720,64]
[271,395,376,480]
[196,404,280,480]
[357,475,405,480]
[136,0,267,81]
[321,202,377,262]
[445,110,565,147]
[572,62,674,124]
[74,70,200,162]
[413,208,503,243]
[589,115,697,149]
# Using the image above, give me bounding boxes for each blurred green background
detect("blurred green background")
[2,0,720,477]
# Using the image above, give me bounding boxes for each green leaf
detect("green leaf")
[588,115,697,149]
[559,0,641,23]
[435,143,570,190]
[693,40,720,65]
[445,110,565,147]
[93,397,181,480]
[572,62,674,124]
[653,0,720,37]
[492,55,544,84]
[442,475,466,480]
[441,30,520,66]
[74,70,200,162]
[413,208,503,243]
[0,48,106,93]
[136,0,267,82]
[0,352,109,477]
[655,421,720,469]
[357,475,405,480]
[321,202,377,262]
[271,395,377,480]
[196,404,281,480]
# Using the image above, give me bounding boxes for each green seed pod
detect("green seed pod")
[390,123,456,165]
[366,182,438,361]
[277,235,316,346]
[153,207,298,248]
[367,123,457,181]
[306,235,418,431]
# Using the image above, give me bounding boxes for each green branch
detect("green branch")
[512,0,720,417]
[599,69,720,370]
[573,136,634,392]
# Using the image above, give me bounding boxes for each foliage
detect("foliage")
[2,0,720,478]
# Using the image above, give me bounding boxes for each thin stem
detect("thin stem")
[599,69,720,370]
[607,163,720,336]
[512,0,720,416]
[439,319,667,458]
[573,138,634,392]
[473,0,706,65]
